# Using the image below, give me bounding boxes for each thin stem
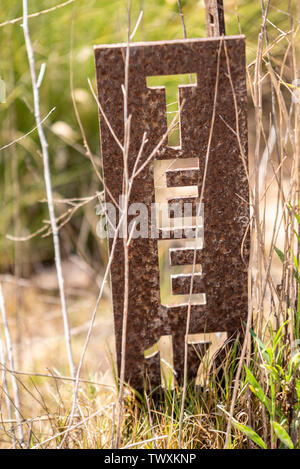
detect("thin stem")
[0,284,24,447]
[22,0,75,379]
[115,0,132,449]
[0,327,16,447]
[178,39,223,448]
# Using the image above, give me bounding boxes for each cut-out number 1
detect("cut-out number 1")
[144,332,227,388]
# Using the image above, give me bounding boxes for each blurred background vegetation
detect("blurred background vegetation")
[0,0,295,276]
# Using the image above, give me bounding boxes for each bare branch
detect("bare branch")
[0,0,75,29]
[22,0,75,379]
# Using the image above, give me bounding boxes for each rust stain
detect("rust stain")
[95,35,249,390]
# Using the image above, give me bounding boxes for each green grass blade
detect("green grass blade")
[273,422,294,449]
[232,421,267,449]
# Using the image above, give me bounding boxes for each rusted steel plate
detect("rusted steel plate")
[172,274,205,295]
[166,169,199,187]
[168,198,198,218]
[170,248,203,266]
[95,36,249,390]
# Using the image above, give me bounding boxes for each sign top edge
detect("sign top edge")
[94,35,245,50]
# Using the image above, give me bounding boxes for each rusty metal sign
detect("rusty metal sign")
[95,11,249,390]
